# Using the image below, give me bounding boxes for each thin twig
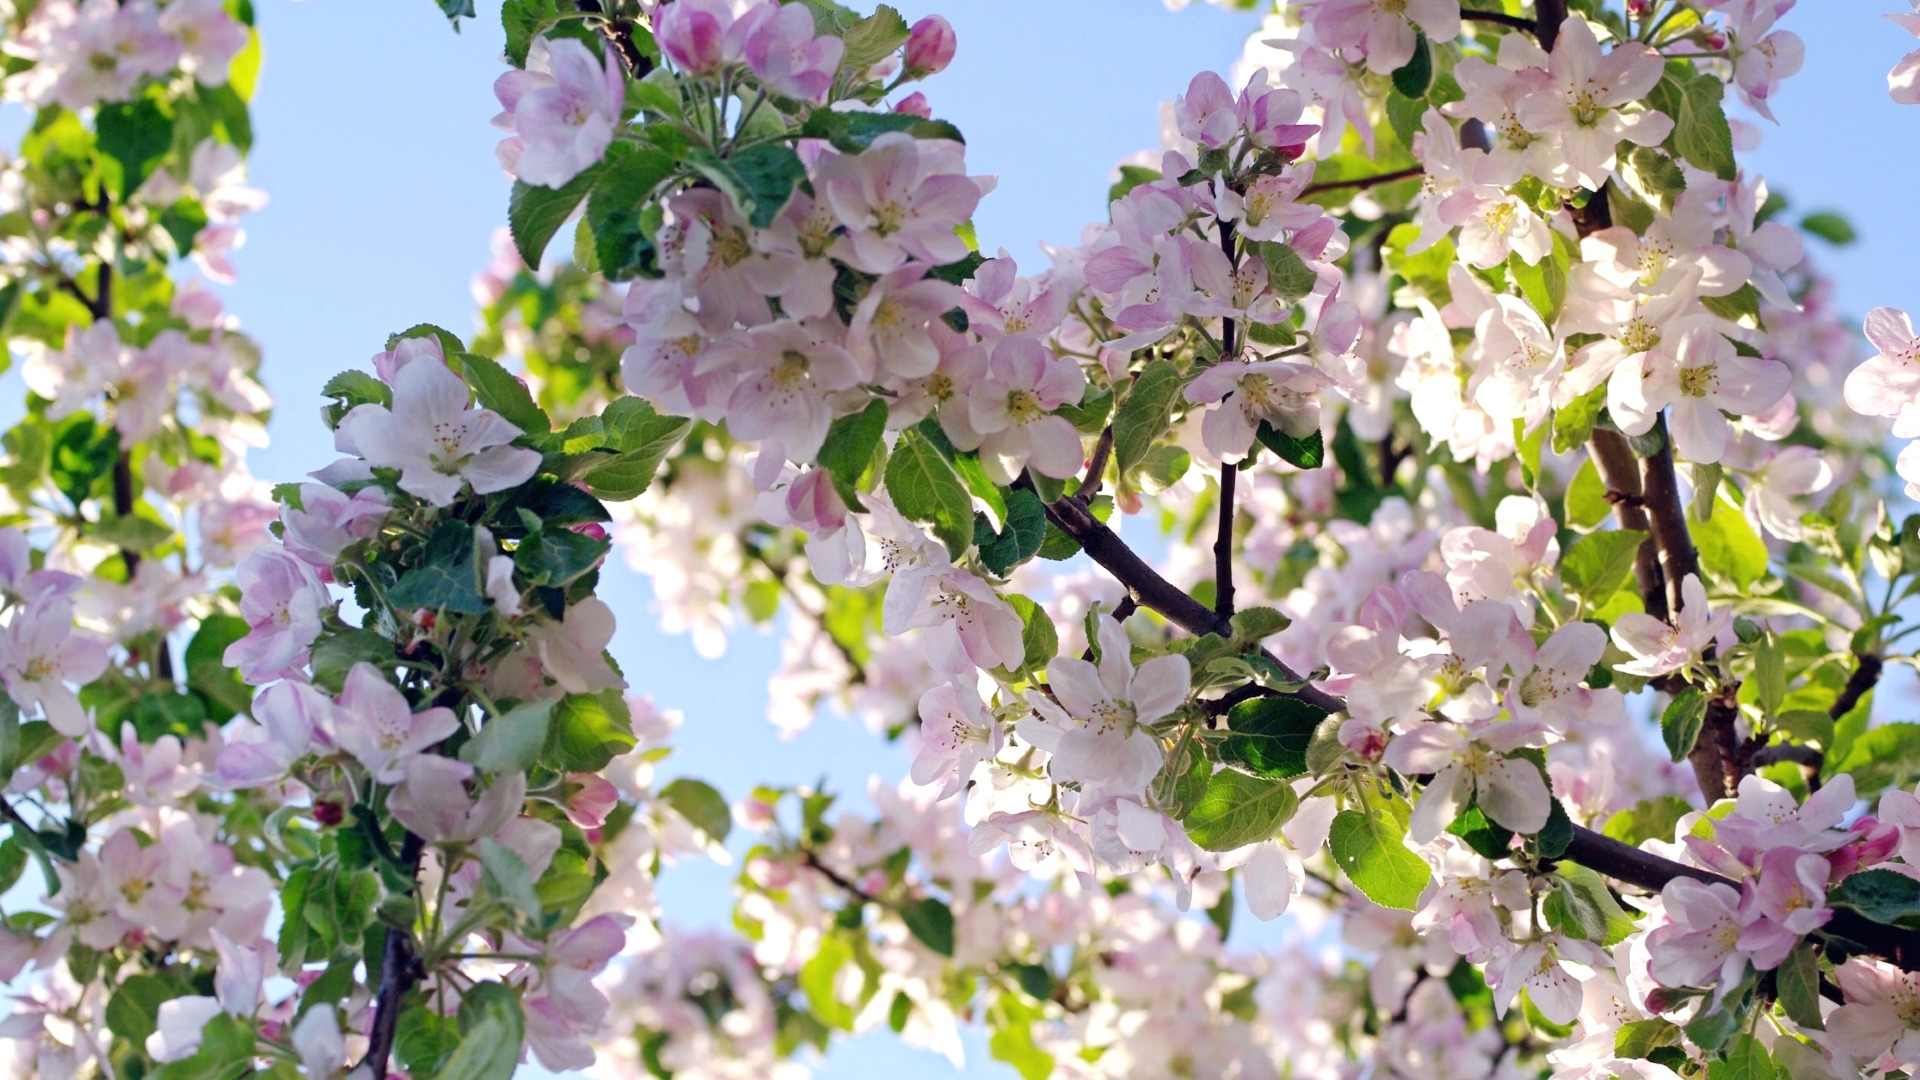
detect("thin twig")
[1214,464,1236,619]
[1831,653,1884,721]
[1462,8,1535,31]
[359,831,426,1079]
[1076,427,1114,501]
[1534,0,1568,50]
[1301,165,1424,197]
[1589,429,1667,622]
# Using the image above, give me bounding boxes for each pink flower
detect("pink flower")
[904,15,956,76]
[1734,847,1830,969]
[845,264,965,380]
[336,356,542,508]
[0,598,107,738]
[818,134,983,273]
[196,495,278,569]
[882,566,1024,677]
[1748,446,1832,542]
[159,0,248,87]
[911,681,1003,798]
[516,914,633,1071]
[385,755,525,843]
[1612,321,1791,464]
[215,681,331,789]
[564,773,619,828]
[1312,0,1462,75]
[1845,306,1920,434]
[1610,574,1731,678]
[1485,935,1604,1025]
[740,3,843,105]
[525,598,627,696]
[492,36,624,189]
[1830,958,1920,1065]
[1726,1,1802,121]
[1890,5,1920,104]
[719,320,863,462]
[1514,17,1674,189]
[4,0,180,110]
[223,548,329,685]
[1185,359,1331,463]
[328,662,461,784]
[0,527,80,604]
[1018,615,1188,803]
[966,336,1086,484]
[655,0,731,75]
[1505,621,1622,734]
[280,483,390,573]
[1646,877,1747,996]
[1174,71,1240,148]
[1384,719,1552,843]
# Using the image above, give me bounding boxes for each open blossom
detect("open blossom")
[280,483,390,572]
[738,2,843,105]
[0,599,109,738]
[159,0,249,87]
[1017,615,1188,803]
[1485,935,1606,1026]
[1645,877,1748,997]
[1830,958,1920,1066]
[215,680,331,788]
[329,662,461,784]
[1385,719,1551,843]
[1891,4,1920,104]
[224,548,329,685]
[337,356,541,508]
[912,681,1003,798]
[517,914,633,1071]
[385,755,525,843]
[1612,321,1791,464]
[526,598,627,695]
[1505,621,1623,733]
[4,0,181,110]
[883,566,1024,677]
[720,320,863,463]
[1610,575,1730,678]
[967,336,1086,484]
[1845,306,1920,434]
[1734,847,1831,969]
[492,36,625,189]
[819,134,983,274]
[1748,446,1832,541]
[1514,18,1673,189]
[1312,0,1461,74]
[1184,358,1331,463]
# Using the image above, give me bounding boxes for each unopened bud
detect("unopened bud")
[904,15,956,77]
[312,797,347,827]
[893,91,933,119]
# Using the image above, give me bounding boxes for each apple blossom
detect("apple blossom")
[337,353,542,507]
[328,662,462,784]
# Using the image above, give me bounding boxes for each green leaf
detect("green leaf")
[1753,631,1785,718]
[1662,686,1707,763]
[106,972,190,1045]
[659,777,731,844]
[389,521,488,615]
[508,164,603,268]
[798,109,966,153]
[1776,941,1824,1029]
[987,997,1053,1080]
[1800,211,1856,246]
[1699,281,1763,329]
[514,524,609,588]
[500,0,596,66]
[1229,606,1290,645]
[434,0,476,22]
[800,934,859,1030]
[1553,384,1607,453]
[1565,459,1610,531]
[1112,360,1182,481]
[1448,803,1513,860]
[460,699,554,774]
[1834,868,1920,926]
[395,1006,459,1078]
[1182,769,1298,851]
[1707,1034,1780,1080]
[1390,32,1432,98]
[437,982,523,1080]
[978,488,1047,577]
[900,897,955,957]
[583,403,692,501]
[816,398,889,501]
[691,144,807,229]
[91,511,174,554]
[479,837,543,919]
[544,690,637,771]
[1220,695,1327,779]
[1011,595,1058,673]
[1624,145,1687,212]
[1601,795,1692,846]
[1254,240,1320,305]
[839,4,911,71]
[1693,497,1768,587]
[150,1013,254,1080]
[885,428,974,560]
[1328,808,1431,911]
[456,351,549,435]
[185,614,251,723]
[1823,723,1920,802]
[1652,65,1737,182]
[308,631,397,695]
[1559,530,1647,606]
[1506,230,1575,327]
[1108,165,1160,203]
[1254,421,1324,470]
[96,98,174,201]
[1547,864,1638,945]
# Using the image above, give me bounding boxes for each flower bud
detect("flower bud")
[656,0,726,75]
[893,91,932,119]
[904,15,956,77]
[312,796,347,827]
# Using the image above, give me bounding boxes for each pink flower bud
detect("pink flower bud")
[893,91,932,119]
[904,15,956,76]
[656,0,726,75]
[571,522,610,542]
[1625,0,1652,18]
[565,772,619,828]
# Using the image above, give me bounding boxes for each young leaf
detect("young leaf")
[508,163,603,268]
[899,897,956,956]
[1219,695,1328,779]
[885,428,974,559]
[456,352,550,435]
[1112,360,1182,480]
[659,777,732,844]
[1182,769,1298,851]
[1559,530,1648,606]
[1661,686,1707,763]
[1328,808,1430,911]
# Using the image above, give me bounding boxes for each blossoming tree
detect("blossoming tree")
[8,0,1920,1077]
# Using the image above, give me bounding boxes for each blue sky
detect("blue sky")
[177,1,1920,1075]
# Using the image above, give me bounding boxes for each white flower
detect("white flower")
[1383,719,1551,843]
[337,358,541,507]
[1017,615,1188,802]
[1609,574,1730,678]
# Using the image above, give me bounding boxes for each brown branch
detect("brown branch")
[1076,427,1113,501]
[1565,825,1920,969]
[1832,653,1883,721]
[1214,464,1236,620]
[1534,0,1568,50]
[574,0,653,78]
[1302,166,1424,197]
[1638,418,1699,615]
[359,831,426,1080]
[1590,429,1667,622]
[803,848,877,904]
[1462,8,1536,31]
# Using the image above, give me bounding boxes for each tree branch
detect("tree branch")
[1534,0,1568,50]
[1462,8,1535,31]
[1076,427,1113,501]
[1301,166,1424,197]
[1214,464,1236,619]
[359,831,426,1080]
[1832,653,1883,721]
[1589,429,1668,622]
[1638,418,1699,614]
[1565,825,1920,968]
[574,0,653,78]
